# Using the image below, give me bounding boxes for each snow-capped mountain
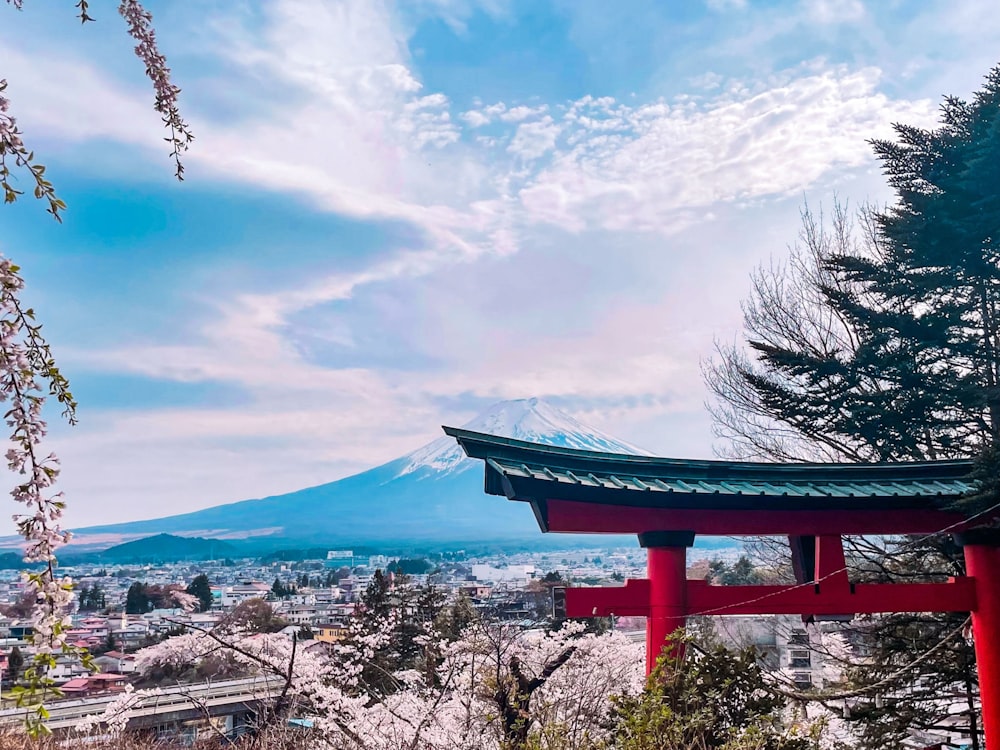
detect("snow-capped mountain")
[398,397,650,478]
[70,398,652,550]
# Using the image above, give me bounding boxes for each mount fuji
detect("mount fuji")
[70,398,652,551]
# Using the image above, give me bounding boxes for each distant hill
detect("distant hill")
[0,552,27,570]
[90,534,237,563]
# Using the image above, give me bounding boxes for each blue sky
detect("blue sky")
[1,0,998,529]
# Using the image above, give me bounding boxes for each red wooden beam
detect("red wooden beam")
[542,499,964,536]
[564,579,651,617]
[564,577,977,618]
[686,578,976,616]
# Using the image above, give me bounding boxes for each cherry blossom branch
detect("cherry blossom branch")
[1,1,190,735]
[75,0,95,23]
[0,257,89,735]
[0,81,67,221]
[118,0,194,180]
[164,618,289,681]
[4,1,193,191]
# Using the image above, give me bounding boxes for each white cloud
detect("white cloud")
[460,101,509,127]
[513,66,934,233]
[461,109,492,127]
[507,116,562,160]
[0,46,164,151]
[499,104,549,122]
[689,71,725,90]
[44,56,935,522]
[804,0,866,24]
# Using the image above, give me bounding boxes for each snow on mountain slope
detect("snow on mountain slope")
[397,397,651,478]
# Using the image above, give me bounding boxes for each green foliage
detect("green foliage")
[186,573,212,613]
[388,558,433,575]
[436,591,478,641]
[271,577,289,599]
[838,536,979,749]
[0,81,67,221]
[125,582,151,614]
[610,635,815,750]
[77,582,107,612]
[99,630,116,655]
[348,576,454,698]
[706,64,1000,747]
[708,556,764,586]
[362,569,392,619]
[705,67,1000,469]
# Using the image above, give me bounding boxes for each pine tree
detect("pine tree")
[271,577,286,599]
[91,582,106,611]
[707,64,1000,467]
[77,584,91,611]
[704,64,1000,749]
[186,574,212,612]
[125,582,151,614]
[361,569,391,620]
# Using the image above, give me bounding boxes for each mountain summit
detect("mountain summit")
[72,398,650,550]
[399,397,649,477]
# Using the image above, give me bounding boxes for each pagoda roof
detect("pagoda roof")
[444,427,978,535]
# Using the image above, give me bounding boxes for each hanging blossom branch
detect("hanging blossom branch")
[0,0,190,735]
[4,0,194,180]
[0,81,67,221]
[0,258,84,734]
[118,0,194,180]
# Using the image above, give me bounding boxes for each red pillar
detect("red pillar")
[639,531,694,674]
[959,530,1000,749]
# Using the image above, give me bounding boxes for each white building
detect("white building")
[220,582,271,607]
[470,564,537,584]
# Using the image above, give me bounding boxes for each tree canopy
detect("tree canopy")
[186,574,213,613]
[705,62,1000,750]
[706,64,1000,467]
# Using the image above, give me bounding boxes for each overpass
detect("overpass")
[0,675,285,735]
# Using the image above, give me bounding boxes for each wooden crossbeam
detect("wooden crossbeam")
[563,577,977,619]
